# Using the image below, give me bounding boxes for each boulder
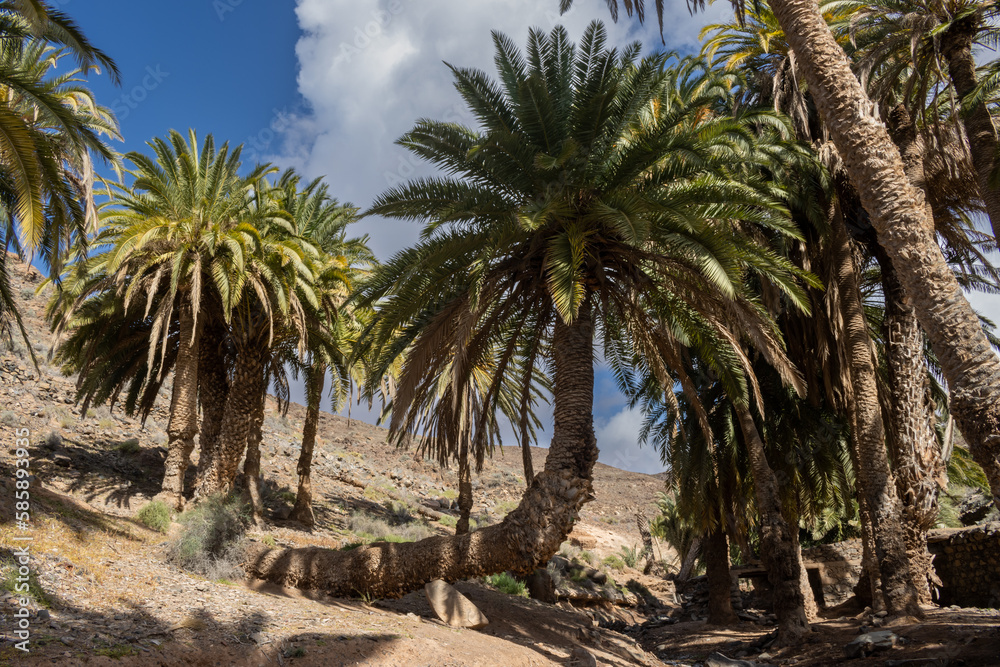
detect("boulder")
[844,630,898,659]
[569,647,598,667]
[424,580,489,629]
[568,529,597,550]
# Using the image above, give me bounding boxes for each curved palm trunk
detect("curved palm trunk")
[942,15,1000,240]
[158,300,202,511]
[832,211,921,616]
[196,344,268,497]
[456,435,473,535]
[676,537,701,582]
[734,402,809,643]
[521,438,535,487]
[240,391,266,524]
[289,363,326,527]
[704,521,737,625]
[195,321,229,493]
[767,0,1000,515]
[243,300,598,598]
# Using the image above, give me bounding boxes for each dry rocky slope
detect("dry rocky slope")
[2,255,999,666]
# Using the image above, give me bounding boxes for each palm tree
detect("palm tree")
[93,130,266,510]
[0,11,120,354]
[846,0,1000,240]
[567,0,1000,527]
[243,27,813,636]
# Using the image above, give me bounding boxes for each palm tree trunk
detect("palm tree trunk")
[289,363,326,527]
[456,436,473,535]
[768,0,1000,515]
[196,345,268,496]
[734,402,809,643]
[241,391,266,524]
[831,210,922,616]
[195,320,229,493]
[158,300,202,511]
[521,438,534,487]
[243,299,599,598]
[704,521,737,625]
[677,536,701,582]
[942,15,1000,240]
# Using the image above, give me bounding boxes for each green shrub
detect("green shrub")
[577,550,594,565]
[168,494,250,580]
[348,510,431,543]
[114,438,141,454]
[438,515,458,529]
[1,559,48,607]
[98,418,117,430]
[340,541,364,551]
[279,490,297,503]
[619,544,640,569]
[261,535,277,547]
[484,572,528,597]
[136,500,172,533]
[602,555,625,571]
[45,432,62,449]
[1,411,17,426]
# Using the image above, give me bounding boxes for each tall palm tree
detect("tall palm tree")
[93,130,266,510]
[0,16,119,353]
[243,27,813,636]
[568,0,1000,527]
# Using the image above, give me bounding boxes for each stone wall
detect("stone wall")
[927,522,1000,608]
[801,540,863,608]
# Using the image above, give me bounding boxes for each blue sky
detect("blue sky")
[61,0,1000,475]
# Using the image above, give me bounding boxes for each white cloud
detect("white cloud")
[595,406,666,474]
[272,0,728,258]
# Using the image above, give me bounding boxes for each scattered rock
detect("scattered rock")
[568,529,597,550]
[36,609,50,622]
[424,579,489,629]
[844,630,898,659]
[569,646,598,667]
[704,652,755,667]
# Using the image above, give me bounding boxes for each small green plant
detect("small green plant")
[440,489,458,500]
[285,646,307,658]
[340,541,364,551]
[1,559,48,607]
[437,515,458,529]
[114,439,141,455]
[1,410,17,426]
[261,535,277,547]
[136,500,172,533]
[98,418,117,430]
[59,416,75,429]
[279,491,297,503]
[602,555,625,571]
[577,550,594,565]
[484,572,528,597]
[619,544,640,569]
[95,644,138,659]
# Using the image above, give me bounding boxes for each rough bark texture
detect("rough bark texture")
[456,437,473,536]
[942,15,1000,240]
[240,391,266,524]
[243,300,598,598]
[832,211,922,616]
[704,524,738,625]
[158,300,202,511]
[636,513,658,575]
[195,321,229,495]
[735,403,809,642]
[196,345,268,497]
[677,537,701,582]
[521,437,535,488]
[289,364,326,527]
[875,104,945,602]
[769,0,1000,514]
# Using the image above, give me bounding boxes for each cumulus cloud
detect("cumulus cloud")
[272,0,729,257]
[595,407,666,475]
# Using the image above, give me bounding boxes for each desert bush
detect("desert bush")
[168,494,250,580]
[0,558,48,607]
[114,439,141,454]
[484,572,528,597]
[602,555,625,571]
[19,287,34,300]
[98,418,117,430]
[383,500,412,523]
[437,515,458,529]
[1,411,17,426]
[347,510,431,543]
[619,544,640,569]
[59,416,75,429]
[136,501,172,533]
[45,432,62,449]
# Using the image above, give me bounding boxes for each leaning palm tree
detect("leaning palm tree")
[92,130,267,510]
[243,26,813,637]
[568,0,1000,527]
